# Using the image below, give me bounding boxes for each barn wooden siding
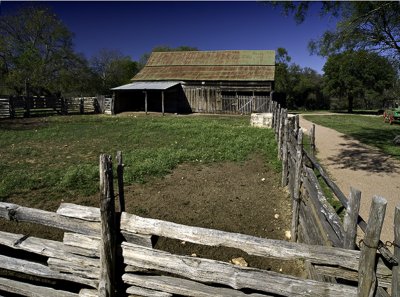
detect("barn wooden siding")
[182,85,272,114]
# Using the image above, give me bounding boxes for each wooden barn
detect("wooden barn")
[111,50,275,114]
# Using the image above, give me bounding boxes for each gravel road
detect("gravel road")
[300,115,400,244]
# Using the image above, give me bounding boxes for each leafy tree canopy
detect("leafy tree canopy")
[90,49,139,94]
[323,50,396,112]
[0,5,78,95]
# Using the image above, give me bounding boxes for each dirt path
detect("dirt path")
[300,115,400,243]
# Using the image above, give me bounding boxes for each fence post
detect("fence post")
[393,205,400,297]
[309,124,316,157]
[358,196,387,297]
[343,187,361,249]
[116,151,125,213]
[281,117,289,186]
[277,109,285,160]
[291,128,303,242]
[99,154,116,297]
[79,98,84,114]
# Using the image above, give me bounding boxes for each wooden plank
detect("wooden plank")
[98,154,116,297]
[120,212,390,272]
[0,231,99,269]
[122,243,357,297]
[57,203,100,222]
[47,257,99,280]
[304,167,344,245]
[116,151,125,213]
[0,202,100,236]
[343,188,362,249]
[0,277,78,297]
[392,205,400,297]
[123,273,272,297]
[358,196,387,297]
[314,262,392,289]
[126,285,172,297]
[79,289,98,297]
[0,254,96,288]
[291,128,303,242]
[63,232,100,257]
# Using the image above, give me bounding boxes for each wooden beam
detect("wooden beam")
[358,196,387,297]
[392,205,400,297]
[291,128,303,242]
[144,91,148,115]
[161,91,164,116]
[99,155,116,297]
[122,243,357,297]
[343,188,361,249]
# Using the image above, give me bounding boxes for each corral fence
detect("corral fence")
[0,148,399,297]
[270,101,399,297]
[0,95,113,118]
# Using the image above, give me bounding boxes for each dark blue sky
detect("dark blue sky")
[1,1,337,73]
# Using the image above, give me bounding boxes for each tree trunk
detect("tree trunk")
[348,94,354,113]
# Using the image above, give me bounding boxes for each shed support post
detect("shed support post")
[144,91,148,115]
[161,91,165,116]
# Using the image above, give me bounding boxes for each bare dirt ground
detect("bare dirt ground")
[3,154,304,277]
[300,115,400,244]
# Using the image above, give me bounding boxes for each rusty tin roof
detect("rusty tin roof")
[132,50,275,82]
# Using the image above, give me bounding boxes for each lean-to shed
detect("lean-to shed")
[111,50,275,114]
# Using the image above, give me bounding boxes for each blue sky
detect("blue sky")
[1,1,337,73]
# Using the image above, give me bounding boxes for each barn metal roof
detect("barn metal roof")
[111,81,182,91]
[131,50,275,82]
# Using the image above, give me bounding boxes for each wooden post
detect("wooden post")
[80,98,84,114]
[144,91,148,115]
[281,117,289,187]
[116,151,125,213]
[161,91,165,116]
[294,115,299,136]
[343,187,361,249]
[358,196,387,297]
[278,109,286,160]
[291,128,303,242]
[393,205,400,297]
[99,155,116,297]
[310,124,316,157]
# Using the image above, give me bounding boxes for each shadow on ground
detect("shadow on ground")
[326,134,400,174]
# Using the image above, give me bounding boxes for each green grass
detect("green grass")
[0,114,280,202]
[303,114,400,160]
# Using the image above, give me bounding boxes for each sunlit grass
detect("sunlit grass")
[0,114,280,201]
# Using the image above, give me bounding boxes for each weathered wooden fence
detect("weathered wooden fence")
[270,101,399,297]
[221,95,271,114]
[0,96,110,118]
[0,147,399,296]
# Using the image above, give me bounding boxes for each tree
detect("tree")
[0,5,78,95]
[138,45,199,69]
[272,1,400,61]
[323,50,396,112]
[274,48,324,109]
[90,49,139,94]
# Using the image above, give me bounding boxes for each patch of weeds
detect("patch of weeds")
[57,164,98,196]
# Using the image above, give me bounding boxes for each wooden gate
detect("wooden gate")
[221,95,270,114]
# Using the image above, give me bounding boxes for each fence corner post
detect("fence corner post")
[99,154,116,297]
[291,128,303,242]
[392,204,400,297]
[358,195,387,297]
[343,187,361,249]
[116,151,125,213]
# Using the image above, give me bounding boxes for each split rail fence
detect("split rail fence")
[0,107,399,296]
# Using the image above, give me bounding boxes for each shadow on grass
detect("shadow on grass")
[0,118,49,131]
[326,130,400,173]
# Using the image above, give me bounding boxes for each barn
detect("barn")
[111,50,275,115]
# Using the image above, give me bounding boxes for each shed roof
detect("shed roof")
[132,50,275,82]
[111,81,181,91]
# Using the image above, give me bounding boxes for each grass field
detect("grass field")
[303,114,400,160]
[0,114,280,203]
